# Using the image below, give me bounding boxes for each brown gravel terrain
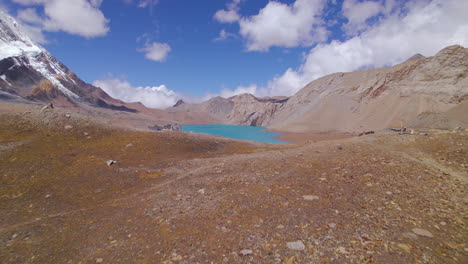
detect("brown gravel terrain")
[0,108,466,264]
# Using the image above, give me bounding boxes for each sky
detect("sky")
[0,0,467,109]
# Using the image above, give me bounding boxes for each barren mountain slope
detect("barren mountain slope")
[171,93,288,126]
[269,45,468,133]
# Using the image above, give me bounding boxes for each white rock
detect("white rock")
[412,228,433,237]
[287,240,305,251]
[239,249,253,256]
[303,195,319,201]
[336,247,349,254]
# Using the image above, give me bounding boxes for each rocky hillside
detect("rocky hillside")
[0,11,135,112]
[269,45,468,132]
[171,94,288,126]
[176,45,467,132]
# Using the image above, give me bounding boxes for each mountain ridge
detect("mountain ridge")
[0,10,137,112]
[175,45,467,132]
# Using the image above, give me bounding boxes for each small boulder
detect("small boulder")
[239,249,253,256]
[287,240,305,251]
[303,195,319,201]
[41,103,54,112]
[412,228,433,237]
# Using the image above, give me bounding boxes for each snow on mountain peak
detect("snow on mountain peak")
[0,10,79,99]
[0,10,43,60]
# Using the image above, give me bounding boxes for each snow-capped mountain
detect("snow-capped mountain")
[0,10,135,111]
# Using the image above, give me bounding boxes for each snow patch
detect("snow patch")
[0,11,80,100]
[0,74,11,86]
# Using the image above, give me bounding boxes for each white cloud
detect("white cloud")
[214,29,236,42]
[342,0,384,34]
[266,0,468,96]
[93,78,180,109]
[214,9,239,24]
[215,0,328,51]
[214,0,241,23]
[12,0,109,39]
[138,42,171,62]
[16,7,42,24]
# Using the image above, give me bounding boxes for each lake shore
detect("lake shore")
[268,129,355,144]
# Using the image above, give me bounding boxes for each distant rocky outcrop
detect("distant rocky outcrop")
[407,53,425,61]
[173,99,185,107]
[172,93,289,126]
[148,123,181,131]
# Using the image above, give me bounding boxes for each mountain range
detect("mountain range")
[172,45,467,132]
[1,11,467,132]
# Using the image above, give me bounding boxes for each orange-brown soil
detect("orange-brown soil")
[0,108,466,264]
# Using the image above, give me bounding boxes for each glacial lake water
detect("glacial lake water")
[181,124,291,144]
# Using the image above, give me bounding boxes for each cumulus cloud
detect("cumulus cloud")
[138,42,171,62]
[12,0,109,39]
[214,0,241,23]
[266,0,468,96]
[93,78,180,109]
[341,0,384,34]
[214,0,328,51]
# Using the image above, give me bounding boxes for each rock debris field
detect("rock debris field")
[0,111,467,264]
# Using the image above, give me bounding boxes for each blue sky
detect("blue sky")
[1,0,467,108]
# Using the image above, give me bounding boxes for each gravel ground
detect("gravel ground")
[0,109,466,264]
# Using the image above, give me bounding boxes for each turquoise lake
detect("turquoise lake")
[181,124,291,144]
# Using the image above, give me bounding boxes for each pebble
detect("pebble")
[125,143,133,148]
[65,114,71,118]
[328,223,336,229]
[106,160,117,166]
[412,228,433,237]
[386,191,392,195]
[336,247,349,254]
[276,224,285,229]
[360,233,371,241]
[197,189,206,194]
[397,243,411,253]
[303,195,319,201]
[287,240,305,251]
[64,125,73,130]
[440,221,447,226]
[402,232,418,240]
[239,249,253,256]
[95,258,103,263]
